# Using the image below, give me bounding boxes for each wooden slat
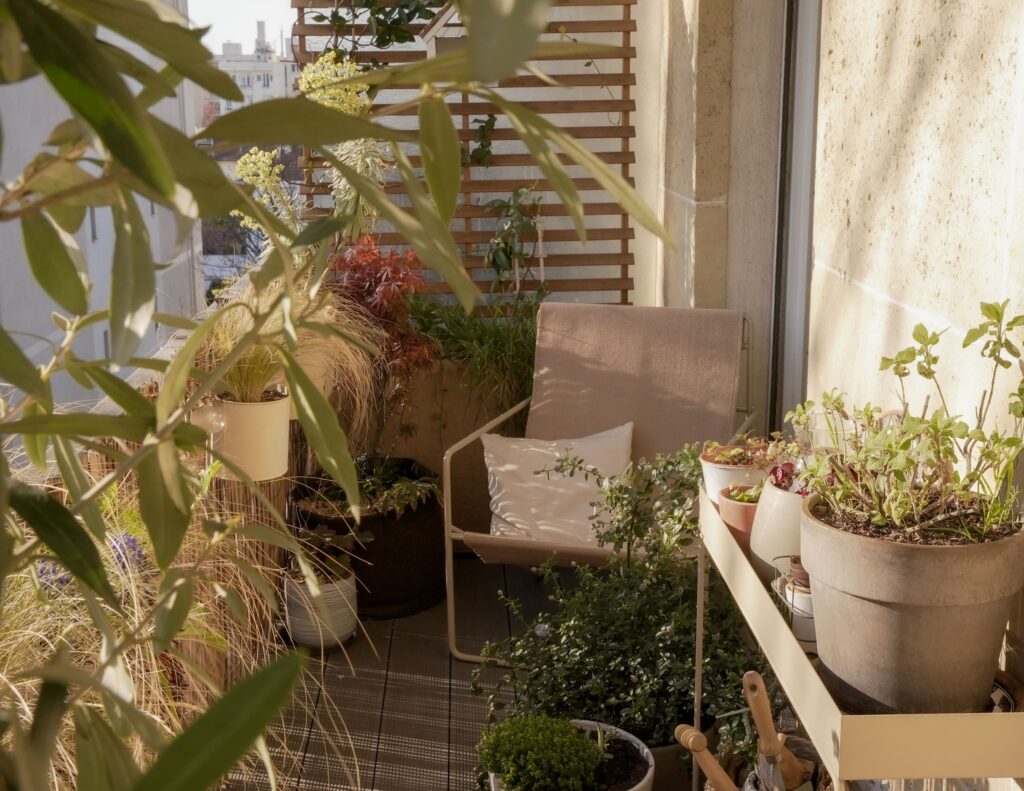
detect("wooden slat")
[292,20,635,36]
[387,72,636,90]
[375,98,635,117]
[461,252,633,269]
[421,277,634,294]
[299,176,635,195]
[292,0,636,6]
[454,125,635,141]
[293,46,636,64]
[302,151,635,169]
[377,227,634,245]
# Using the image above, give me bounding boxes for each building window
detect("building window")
[88,206,98,241]
[225,100,233,111]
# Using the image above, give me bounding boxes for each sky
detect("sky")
[188,1,297,58]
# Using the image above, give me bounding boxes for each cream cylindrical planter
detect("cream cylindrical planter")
[750,483,806,585]
[801,495,1024,713]
[772,576,815,651]
[284,575,358,648]
[699,451,765,505]
[212,392,291,481]
[489,720,654,791]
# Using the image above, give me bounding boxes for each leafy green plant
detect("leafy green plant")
[0,0,671,785]
[462,114,497,166]
[312,1,436,51]
[702,435,801,470]
[789,301,1024,541]
[482,186,542,287]
[477,714,604,791]
[725,483,762,504]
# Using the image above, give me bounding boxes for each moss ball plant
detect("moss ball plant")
[477,714,603,791]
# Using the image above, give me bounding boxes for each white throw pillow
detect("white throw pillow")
[480,423,634,545]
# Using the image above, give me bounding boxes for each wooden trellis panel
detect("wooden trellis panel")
[291,0,637,304]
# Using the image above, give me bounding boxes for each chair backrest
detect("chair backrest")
[526,303,744,461]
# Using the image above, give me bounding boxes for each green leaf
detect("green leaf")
[291,216,347,248]
[75,706,141,791]
[11,0,175,197]
[149,116,242,218]
[153,572,193,653]
[28,681,69,785]
[418,95,461,225]
[136,451,190,570]
[53,436,106,540]
[911,323,930,345]
[132,653,303,791]
[462,0,551,82]
[228,554,280,616]
[201,97,411,147]
[0,326,50,407]
[279,349,361,517]
[54,0,243,101]
[4,412,153,441]
[9,481,119,608]
[964,323,988,348]
[879,356,894,371]
[980,301,1005,322]
[21,211,90,315]
[109,188,155,366]
[20,402,50,469]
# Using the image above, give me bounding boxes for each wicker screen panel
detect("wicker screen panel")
[291,0,637,304]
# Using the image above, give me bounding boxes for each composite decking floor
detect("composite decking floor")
[228,557,556,791]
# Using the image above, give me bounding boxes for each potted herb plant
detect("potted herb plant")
[749,459,812,585]
[717,483,761,556]
[479,447,770,790]
[789,302,1024,713]
[699,437,769,505]
[284,521,359,649]
[478,713,654,791]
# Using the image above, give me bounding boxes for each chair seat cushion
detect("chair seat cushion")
[480,422,633,545]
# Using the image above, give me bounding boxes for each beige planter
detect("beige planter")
[699,451,765,505]
[283,575,357,648]
[212,392,291,481]
[750,483,805,584]
[801,495,1024,713]
[489,720,654,791]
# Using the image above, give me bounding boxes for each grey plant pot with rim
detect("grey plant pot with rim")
[800,494,1024,713]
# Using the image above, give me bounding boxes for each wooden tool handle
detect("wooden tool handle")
[674,725,740,791]
[743,671,783,762]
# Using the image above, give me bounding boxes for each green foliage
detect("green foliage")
[791,302,1024,540]
[482,186,542,286]
[725,483,762,504]
[477,714,603,791]
[312,1,436,50]
[702,435,800,470]
[461,114,497,167]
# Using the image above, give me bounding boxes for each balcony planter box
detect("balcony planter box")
[291,460,444,619]
[749,482,805,585]
[283,574,357,649]
[699,448,764,505]
[210,387,291,482]
[489,720,655,791]
[717,485,758,557]
[801,494,1024,713]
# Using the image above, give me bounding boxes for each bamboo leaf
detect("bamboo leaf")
[200,97,411,148]
[11,0,175,197]
[0,326,50,407]
[150,116,242,219]
[21,211,90,315]
[461,0,551,82]
[75,706,141,791]
[132,653,303,791]
[52,436,106,540]
[9,481,119,608]
[4,412,153,441]
[136,451,189,570]
[279,349,361,517]
[153,571,193,653]
[84,366,156,418]
[418,95,461,225]
[20,402,50,469]
[109,188,155,366]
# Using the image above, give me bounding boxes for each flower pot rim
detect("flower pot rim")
[718,484,759,505]
[802,493,1024,553]
[214,388,291,407]
[699,448,757,468]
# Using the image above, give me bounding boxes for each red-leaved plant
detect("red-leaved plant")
[329,236,435,451]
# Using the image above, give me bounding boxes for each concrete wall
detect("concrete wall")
[633,0,785,427]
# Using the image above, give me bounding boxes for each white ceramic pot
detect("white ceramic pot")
[699,452,765,505]
[772,575,816,651]
[749,483,806,584]
[284,575,358,648]
[211,392,291,481]
[489,720,654,791]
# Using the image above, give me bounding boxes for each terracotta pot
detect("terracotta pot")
[717,485,758,557]
[489,720,654,791]
[789,555,811,588]
[801,495,1024,713]
[209,390,291,481]
[700,450,765,504]
[749,483,805,584]
[283,574,357,648]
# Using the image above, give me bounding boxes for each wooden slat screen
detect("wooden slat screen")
[291,0,637,303]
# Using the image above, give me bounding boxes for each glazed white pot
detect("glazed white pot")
[749,483,806,585]
[489,720,654,791]
[284,575,357,648]
[699,452,765,505]
[211,392,291,481]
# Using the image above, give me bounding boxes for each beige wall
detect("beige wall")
[633,0,785,428]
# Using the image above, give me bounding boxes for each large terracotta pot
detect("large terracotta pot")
[699,450,765,505]
[750,483,805,584]
[489,720,654,791]
[801,495,1024,713]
